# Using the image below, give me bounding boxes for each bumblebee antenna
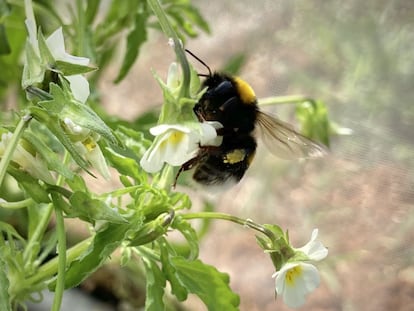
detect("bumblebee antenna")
[185,49,212,77]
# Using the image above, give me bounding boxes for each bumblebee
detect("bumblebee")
[175,50,326,186]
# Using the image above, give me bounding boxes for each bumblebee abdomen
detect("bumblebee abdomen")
[193,140,256,186]
[193,155,248,185]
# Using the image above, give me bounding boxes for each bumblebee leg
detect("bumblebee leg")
[173,155,201,188]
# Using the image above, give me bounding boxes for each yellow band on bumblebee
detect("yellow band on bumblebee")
[233,77,256,104]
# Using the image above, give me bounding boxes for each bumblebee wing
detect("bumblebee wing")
[256,110,327,159]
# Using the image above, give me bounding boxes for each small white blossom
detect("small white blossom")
[24,20,90,103]
[62,117,110,180]
[140,122,222,173]
[274,262,320,308]
[45,28,90,103]
[74,136,111,180]
[272,229,328,308]
[0,132,54,184]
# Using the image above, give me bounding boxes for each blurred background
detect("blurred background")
[21,0,414,310]
[98,0,414,310]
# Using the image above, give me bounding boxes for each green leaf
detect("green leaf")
[296,100,330,147]
[29,106,93,176]
[22,40,44,88]
[0,24,10,55]
[55,60,97,76]
[161,249,188,301]
[51,220,139,290]
[143,258,166,311]
[68,191,127,225]
[6,166,50,203]
[171,218,199,260]
[37,30,55,66]
[85,0,100,24]
[221,53,247,75]
[23,131,74,180]
[65,174,87,192]
[114,11,148,83]
[39,82,117,145]
[104,148,143,182]
[0,256,11,311]
[171,257,240,310]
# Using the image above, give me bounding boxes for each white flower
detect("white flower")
[140,122,223,173]
[296,228,328,261]
[74,136,111,180]
[45,28,90,103]
[63,117,110,180]
[272,229,328,308]
[24,20,90,103]
[0,132,54,184]
[274,262,320,308]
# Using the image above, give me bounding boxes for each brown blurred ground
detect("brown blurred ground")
[98,0,414,310]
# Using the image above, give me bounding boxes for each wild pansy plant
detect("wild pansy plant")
[0,1,335,310]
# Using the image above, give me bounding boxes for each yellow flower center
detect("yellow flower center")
[285,265,303,286]
[83,137,96,152]
[168,131,185,145]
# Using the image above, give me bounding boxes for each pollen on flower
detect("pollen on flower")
[83,137,96,152]
[285,265,303,286]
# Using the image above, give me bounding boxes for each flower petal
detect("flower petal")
[84,143,111,180]
[274,262,321,309]
[140,138,167,173]
[297,228,328,261]
[199,121,223,146]
[150,124,191,136]
[46,28,89,65]
[300,263,320,292]
[66,75,90,103]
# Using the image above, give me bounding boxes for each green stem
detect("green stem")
[23,152,71,263]
[76,0,86,56]
[147,0,191,98]
[155,165,174,191]
[0,115,32,187]
[25,236,93,286]
[258,95,312,107]
[0,198,34,209]
[51,194,67,311]
[181,212,275,239]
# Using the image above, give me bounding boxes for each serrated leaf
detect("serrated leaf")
[0,256,11,311]
[114,11,148,83]
[55,60,97,76]
[39,83,117,145]
[143,258,166,311]
[29,106,93,176]
[68,191,127,225]
[171,257,240,310]
[171,218,199,260]
[161,250,188,301]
